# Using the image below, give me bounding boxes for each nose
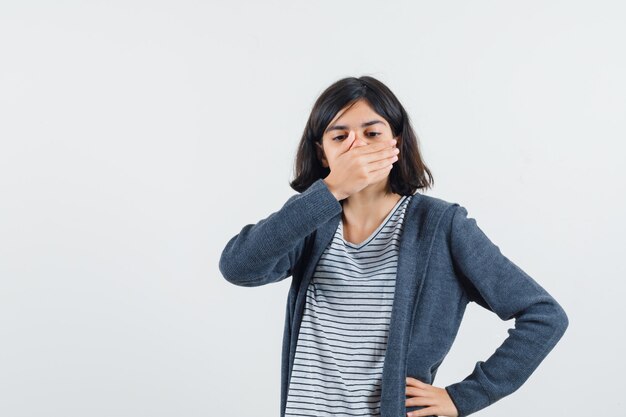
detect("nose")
[352,132,369,147]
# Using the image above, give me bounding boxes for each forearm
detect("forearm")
[445,296,568,416]
[219,178,342,286]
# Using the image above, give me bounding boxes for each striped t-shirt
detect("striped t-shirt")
[285,194,413,417]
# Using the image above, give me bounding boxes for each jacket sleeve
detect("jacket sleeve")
[218,178,343,287]
[444,204,569,417]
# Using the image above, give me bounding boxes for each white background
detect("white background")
[1,1,624,416]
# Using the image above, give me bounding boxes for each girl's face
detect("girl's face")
[316,99,399,169]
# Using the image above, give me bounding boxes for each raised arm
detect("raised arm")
[444,204,569,417]
[218,178,343,287]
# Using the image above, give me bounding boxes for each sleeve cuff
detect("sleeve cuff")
[445,375,492,417]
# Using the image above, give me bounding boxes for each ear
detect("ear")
[315,141,329,168]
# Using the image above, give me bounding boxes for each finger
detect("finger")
[368,154,399,173]
[368,163,393,184]
[355,138,396,155]
[370,162,394,178]
[356,141,394,156]
[406,386,432,399]
[344,131,357,153]
[406,377,430,388]
[364,146,399,164]
[407,405,439,417]
[406,394,435,407]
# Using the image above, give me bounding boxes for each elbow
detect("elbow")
[540,296,569,342]
[518,295,570,342]
[218,251,235,283]
[553,301,569,337]
[218,250,263,287]
[219,249,243,285]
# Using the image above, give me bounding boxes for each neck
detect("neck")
[341,180,401,225]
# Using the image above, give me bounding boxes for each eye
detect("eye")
[332,132,381,141]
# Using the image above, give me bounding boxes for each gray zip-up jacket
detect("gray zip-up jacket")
[218,178,569,417]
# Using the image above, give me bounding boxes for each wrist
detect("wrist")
[322,178,346,201]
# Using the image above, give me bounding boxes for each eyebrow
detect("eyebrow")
[324,119,386,134]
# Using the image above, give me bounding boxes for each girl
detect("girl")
[219,76,568,417]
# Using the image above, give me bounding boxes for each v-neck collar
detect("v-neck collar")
[339,195,409,249]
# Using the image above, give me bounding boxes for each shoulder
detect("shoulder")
[410,192,463,217]
[413,192,457,208]
[407,192,477,238]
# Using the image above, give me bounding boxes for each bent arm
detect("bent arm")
[218,178,342,287]
[444,205,569,417]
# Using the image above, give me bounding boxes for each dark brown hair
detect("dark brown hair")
[289,76,434,195]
